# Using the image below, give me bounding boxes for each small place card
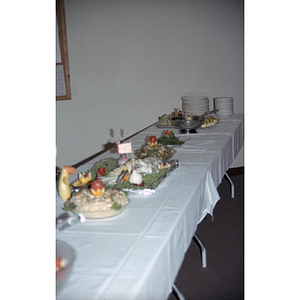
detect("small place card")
[117,142,133,154]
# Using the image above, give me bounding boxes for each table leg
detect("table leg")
[193,233,207,268]
[225,172,235,198]
[172,284,186,300]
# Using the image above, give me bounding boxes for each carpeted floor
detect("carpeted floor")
[167,168,244,300]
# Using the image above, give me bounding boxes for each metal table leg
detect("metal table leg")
[172,234,205,299]
[193,233,207,268]
[172,284,185,300]
[225,172,235,198]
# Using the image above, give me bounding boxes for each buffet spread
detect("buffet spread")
[56,112,244,300]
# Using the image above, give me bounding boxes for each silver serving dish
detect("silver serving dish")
[171,115,204,134]
[119,159,180,195]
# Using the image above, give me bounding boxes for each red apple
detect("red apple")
[91,179,104,190]
[97,167,106,176]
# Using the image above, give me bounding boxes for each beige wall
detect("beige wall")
[56,0,244,167]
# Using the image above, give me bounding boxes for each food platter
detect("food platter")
[64,204,127,219]
[135,143,175,160]
[156,114,174,127]
[156,110,186,127]
[157,130,185,146]
[64,188,130,219]
[200,115,220,128]
[108,159,180,195]
[69,156,180,198]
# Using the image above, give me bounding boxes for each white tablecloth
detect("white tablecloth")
[56,113,244,300]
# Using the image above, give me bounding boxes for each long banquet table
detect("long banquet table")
[56,113,244,300]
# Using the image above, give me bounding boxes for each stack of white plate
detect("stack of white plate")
[181,95,209,115]
[213,97,234,117]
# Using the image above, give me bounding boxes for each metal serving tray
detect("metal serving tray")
[117,159,180,195]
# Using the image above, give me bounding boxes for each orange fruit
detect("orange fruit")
[90,188,103,197]
[123,173,130,181]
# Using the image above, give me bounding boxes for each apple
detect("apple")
[97,166,106,176]
[91,179,104,191]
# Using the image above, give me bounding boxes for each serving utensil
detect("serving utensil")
[200,109,219,118]
[56,212,86,232]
